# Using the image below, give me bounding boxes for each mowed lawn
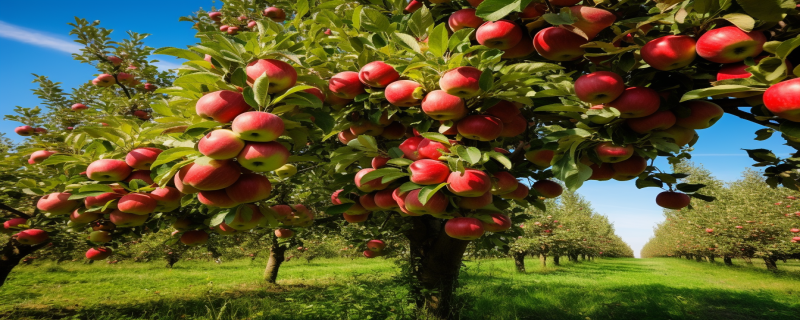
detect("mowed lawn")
[1,257,799,320]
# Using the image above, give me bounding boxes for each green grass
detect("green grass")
[1,257,799,320]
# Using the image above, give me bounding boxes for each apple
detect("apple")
[405,189,448,215]
[790,228,799,233]
[28,150,56,165]
[409,159,450,185]
[350,121,384,136]
[399,136,425,160]
[109,210,148,227]
[392,188,410,213]
[372,156,391,169]
[574,71,625,104]
[107,56,122,66]
[183,157,241,190]
[445,217,485,240]
[696,26,766,64]
[16,229,49,245]
[143,83,157,91]
[116,73,135,86]
[594,142,634,163]
[764,78,800,122]
[417,139,450,160]
[498,116,527,137]
[198,129,245,160]
[275,164,297,179]
[344,212,370,223]
[237,142,290,172]
[675,101,724,129]
[447,169,492,197]
[490,171,518,195]
[88,230,112,244]
[589,163,615,181]
[606,87,660,118]
[467,0,484,6]
[367,240,386,252]
[125,147,162,170]
[611,156,648,181]
[363,250,381,258]
[339,130,357,144]
[231,111,284,142]
[85,190,125,209]
[118,193,157,215]
[421,90,467,120]
[87,159,132,181]
[485,101,520,123]
[476,20,522,50]
[457,115,504,141]
[329,71,365,99]
[91,220,116,231]
[525,149,554,169]
[274,228,294,238]
[174,164,200,194]
[263,7,286,22]
[15,125,34,136]
[355,168,390,192]
[519,2,547,19]
[439,67,483,99]
[358,61,399,88]
[3,218,27,232]
[331,189,346,205]
[569,6,616,40]
[303,87,326,104]
[652,126,697,147]
[449,9,484,32]
[228,204,265,230]
[208,11,222,21]
[360,193,381,211]
[150,187,181,211]
[374,189,399,209]
[483,213,511,232]
[181,230,209,246]
[344,200,370,215]
[385,80,423,107]
[641,35,697,71]
[627,110,677,134]
[500,183,529,200]
[124,170,154,185]
[735,226,743,229]
[456,192,493,209]
[245,59,297,93]
[533,180,563,198]
[225,173,272,203]
[195,90,252,123]
[656,191,691,209]
[533,27,588,61]
[37,192,80,215]
[71,103,88,111]
[86,247,112,260]
[133,110,150,120]
[93,74,116,87]
[502,35,535,59]
[226,27,240,35]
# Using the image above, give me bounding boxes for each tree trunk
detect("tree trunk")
[695,255,703,262]
[764,256,778,272]
[723,256,733,266]
[571,254,579,262]
[512,252,525,273]
[581,254,586,261]
[539,253,547,268]
[165,246,183,268]
[553,255,560,266]
[0,238,47,287]
[707,255,715,263]
[405,216,470,320]
[264,234,287,284]
[685,254,692,260]
[743,256,753,265]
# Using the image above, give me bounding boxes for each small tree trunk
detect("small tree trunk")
[571,254,579,262]
[0,238,47,287]
[764,256,778,272]
[685,254,692,260]
[743,256,753,265]
[581,254,586,261]
[553,255,560,266]
[264,234,287,284]
[707,255,715,263]
[539,253,547,268]
[165,246,183,268]
[512,252,525,273]
[723,256,733,266]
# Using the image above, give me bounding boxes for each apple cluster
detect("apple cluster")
[208,6,286,35]
[362,239,386,258]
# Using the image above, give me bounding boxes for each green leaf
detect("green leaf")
[487,151,512,169]
[399,182,423,192]
[79,184,114,193]
[501,62,563,74]
[409,5,433,39]
[308,110,335,133]
[360,7,392,33]
[389,147,404,158]
[388,158,414,166]
[271,85,315,106]
[150,147,199,170]
[325,203,354,214]
[420,132,451,145]
[153,47,202,61]
[418,183,449,205]
[476,0,524,21]
[230,68,248,88]
[542,8,576,26]
[209,209,230,227]
[735,0,786,22]
[428,23,449,58]
[252,72,270,107]
[460,147,482,165]
[356,135,378,152]
[392,33,422,54]
[779,121,800,139]
[40,154,79,166]
[479,68,494,92]
[360,168,404,184]
[535,104,587,112]
[676,183,706,193]
[680,85,759,102]
[721,13,755,32]
[754,128,774,141]
[185,121,222,137]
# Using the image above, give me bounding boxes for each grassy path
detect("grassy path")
[1,257,798,319]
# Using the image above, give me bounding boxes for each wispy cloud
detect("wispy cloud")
[0,20,82,53]
[153,61,183,70]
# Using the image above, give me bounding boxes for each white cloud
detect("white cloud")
[0,20,82,53]
[153,61,183,70]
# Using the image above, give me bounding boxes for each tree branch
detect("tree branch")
[0,202,31,219]
[543,0,556,13]
[710,99,780,130]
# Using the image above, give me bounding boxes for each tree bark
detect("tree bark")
[405,216,470,320]
[539,253,547,268]
[264,234,287,284]
[0,238,47,287]
[581,254,586,261]
[723,256,733,266]
[165,246,183,268]
[695,255,703,262]
[685,254,692,260]
[553,255,560,266]
[512,252,525,273]
[743,256,753,265]
[764,256,778,272]
[707,255,715,263]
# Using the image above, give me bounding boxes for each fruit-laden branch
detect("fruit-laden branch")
[542,0,556,13]
[710,99,780,130]
[313,214,344,224]
[0,202,31,219]
[509,141,526,164]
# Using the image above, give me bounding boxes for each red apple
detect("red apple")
[150,187,181,211]
[124,170,154,186]
[237,142,290,172]
[696,26,766,64]
[109,210,148,227]
[675,101,724,129]
[85,190,125,209]
[28,150,56,165]
[245,59,297,92]
[37,192,80,215]
[445,217,485,240]
[606,87,660,118]
[764,78,800,122]
[449,9,484,32]
[344,212,369,223]
[483,213,511,232]
[174,164,200,194]
[275,228,294,238]
[71,103,88,111]
[181,230,209,245]
[447,169,492,197]
[198,129,245,160]
[263,7,286,22]
[228,204,265,230]
[405,0,423,13]
[369,156,389,169]
[208,12,222,21]
[87,159,132,182]
[499,116,527,137]
[611,155,647,181]
[656,191,691,209]
[594,142,634,163]
[439,67,483,99]
[196,90,252,123]
[359,193,381,211]
[225,173,272,203]
[641,35,697,71]
[118,193,157,215]
[355,168,390,192]
[569,6,616,40]
[627,110,676,134]
[15,125,34,136]
[485,101,520,123]
[3,218,27,232]
[525,149,555,169]
[183,157,241,190]
[457,115,503,141]
[92,74,116,87]
[532,180,563,198]
[574,71,625,104]
[350,121,384,136]
[226,27,240,35]
[421,90,467,120]
[116,73,135,86]
[358,61,399,88]
[405,189,448,215]
[652,126,697,147]
[501,182,529,200]
[589,163,615,180]
[410,159,450,185]
[86,247,112,260]
[329,71,365,99]
[16,229,49,245]
[502,35,535,59]
[533,27,588,61]
[399,136,425,160]
[476,20,522,50]
[374,189,398,209]
[367,239,386,252]
[456,192,493,209]
[231,111,284,142]
[339,130,357,144]
[490,171,518,195]
[519,2,547,19]
[417,139,450,160]
[385,80,423,107]
[125,147,162,170]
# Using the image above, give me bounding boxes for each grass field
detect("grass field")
[1,257,799,320]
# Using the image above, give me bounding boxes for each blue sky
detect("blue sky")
[0,2,794,257]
